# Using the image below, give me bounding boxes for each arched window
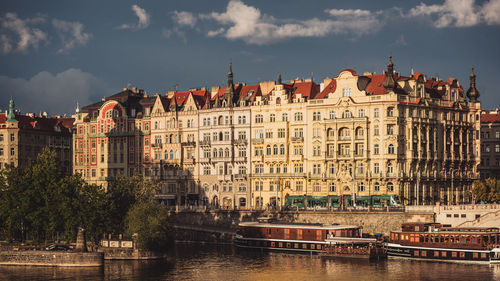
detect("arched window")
[374,182,380,192]
[270,113,276,122]
[357,182,365,192]
[280,144,285,155]
[169,150,174,159]
[218,148,223,158]
[276,97,281,104]
[273,144,278,155]
[266,145,271,155]
[282,113,288,122]
[387,107,394,117]
[355,127,364,138]
[225,148,230,157]
[387,163,394,174]
[175,150,179,159]
[327,128,334,138]
[238,116,242,124]
[329,183,336,192]
[164,151,168,159]
[388,144,395,154]
[218,115,223,125]
[213,148,217,158]
[338,127,350,139]
[387,182,394,192]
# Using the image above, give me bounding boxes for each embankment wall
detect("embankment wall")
[0,251,103,267]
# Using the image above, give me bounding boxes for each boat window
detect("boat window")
[472,237,476,244]
[419,235,424,243]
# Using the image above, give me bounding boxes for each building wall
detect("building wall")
[479,110,500,179]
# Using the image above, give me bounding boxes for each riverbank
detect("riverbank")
[0,250,103,267]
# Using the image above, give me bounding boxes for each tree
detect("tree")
[125,199,173,251]
[472,180,488,203]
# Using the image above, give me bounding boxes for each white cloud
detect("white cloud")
[117,4,151,30]
[409,0,500,28]
[0,12,48,53]
[172,11,197,28]
[204,0,381,45]
[52,19,92,53]
[482,0,500,24]
[0,68,111,115]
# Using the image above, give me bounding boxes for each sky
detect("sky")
[0,0,499,116]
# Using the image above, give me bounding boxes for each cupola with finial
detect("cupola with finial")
[466,67,480,102]
[383,56,396,90]
[7,97,16,121]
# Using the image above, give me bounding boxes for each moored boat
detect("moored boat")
[235,217,386,259]
[388,222,500,263]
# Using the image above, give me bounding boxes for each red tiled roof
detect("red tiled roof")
[365,74,388,95]
[291,81,320,99]
[0,113,74,133]
[481,114,500,123]
[316,79,337,99]
[239,84,261,100]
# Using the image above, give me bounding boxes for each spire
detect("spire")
[466,67,480,102]
[76,101,80,113]
[227,59,233,87]
[277,73,282,85]
[7,96,16,121]
[383,56,396,90]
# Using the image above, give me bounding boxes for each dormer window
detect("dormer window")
[342,88,351,97]
[131,108,136,117]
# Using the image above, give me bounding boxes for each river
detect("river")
[0,243,499,280]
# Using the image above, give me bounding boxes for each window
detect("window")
[496,131,500,139]
[357,163,364,174]
[282,113,288,122]
[374,144,379,155]
[265,129,273,138]
[10,147,14,156]
[387,182,394,192]
[266,145,271,155]
[255,114,263,123]
[374,125,379,136]
[374,182,380,192]
[313,146,321,156]
[0,148,3,156]
[496,144,500,153]
[373,163,380,174]
[329,183,336,192]
[387,163,393,174]
[313,112,321,121]
[313,164,321,174]
[280,144,285,155]
[273,144,278,155]
[387,124,394,135]
[278,128,286,138]
[358,109,365,117]
[388,144,395,154]
[296,181,303,192]
[329,164,335,174]
[342,88,351,97]
[270,114,276,122]
[0,134,3,142]
[342,110,352,118]
[203,166,211,175]
[357,182,365,192]
[10,133,14,141]
[387,107,394,117]
[374,108,379,118]
[294,112,303,121]
[313,182,321,192]
[329,111,335,119]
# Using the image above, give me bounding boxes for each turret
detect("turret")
[383,56,396,90]
[7,97,16,121]
[466,67,480,102]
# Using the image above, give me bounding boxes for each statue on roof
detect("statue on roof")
[7,97,16,121]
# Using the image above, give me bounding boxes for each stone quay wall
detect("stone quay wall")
[169,209,435,236]
[0,251,104,267]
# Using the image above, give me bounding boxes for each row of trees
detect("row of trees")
[472,179,500,203]
[0,148,172,250]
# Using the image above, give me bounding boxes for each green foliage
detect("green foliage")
[472,179,500,203]
[125,199,173,251]
[0,148,164,244]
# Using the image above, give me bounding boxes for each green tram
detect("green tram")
[284,195,401,209]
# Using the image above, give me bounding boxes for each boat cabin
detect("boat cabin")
[390,223,500,250]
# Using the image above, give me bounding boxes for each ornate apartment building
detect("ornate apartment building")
[0,98,73,173]
[479,109,500,179]
[73,88,154,188]
[75,58,481,207]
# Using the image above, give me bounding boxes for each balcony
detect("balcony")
[233,139,248,146]
[326,136,335,141]
[338,136,351,141]
[251,138,264,144]
[234,174,247,180]
[182,141,196,147]
[199,140,211,147]
[151,143,162,148]
[355,135,364,140]
[308,173,325,180]
[291,137,304,142]
[234,156,247,162]
[199,157,211,163]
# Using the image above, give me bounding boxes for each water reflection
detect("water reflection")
[0,243,498,280]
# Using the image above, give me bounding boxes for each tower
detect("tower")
[7,97,16,121]
[466,67,480,102]
[383,56,396,90]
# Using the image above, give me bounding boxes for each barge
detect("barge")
[388,223,500,263]
[235,218,386,259]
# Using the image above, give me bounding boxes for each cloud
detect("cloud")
[409,0,500,28]
[162,27,187,44]
[0,69,111,115]
[117,4,151,30]
[52,19,92,53]
[203,0,382,45]
[172,11,197,28]
[0,12,48,53]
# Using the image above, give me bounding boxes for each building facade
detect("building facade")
[75,58,481,206]
[479,109,500,179]
[0,98,73,173]
[73,88,154,189]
